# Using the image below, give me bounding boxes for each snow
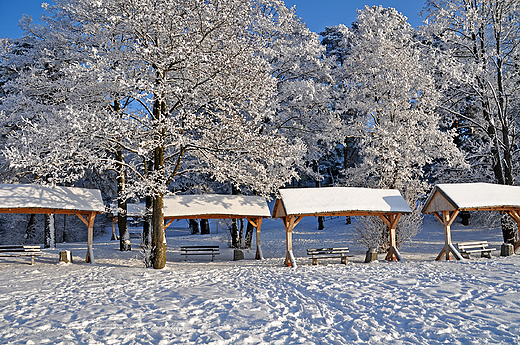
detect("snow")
[0,184,105,213]
[425,183,520,211]
[1,214,520,344]
[109,203,146,218]
[163,194,271,218]
[277,187,412,216]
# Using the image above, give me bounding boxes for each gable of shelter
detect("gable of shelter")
[272,199,287,218]
[422,190,458,214]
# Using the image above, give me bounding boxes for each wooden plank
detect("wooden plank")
[77,214,89,227]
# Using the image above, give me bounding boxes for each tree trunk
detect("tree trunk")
[200,219,210,235]
[501,213,517,245]
[230,185,241,248]
[314,161,325,230]
[25,214,37,244]
[152,192,167,269]
[231,219,240,248]
[44,214,55,248]
[142,195,153,248]
[62,214,67,243]
[189,219,199,234]
[116,149,131,252]
[244,221,254,248]
[142,159,154,249]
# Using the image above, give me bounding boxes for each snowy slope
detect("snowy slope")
[0,215,519,344]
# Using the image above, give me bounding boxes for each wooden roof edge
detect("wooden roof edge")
[164,213,271,221]
[421,186,459,214]
[273,210,410,218]
[0,207,104,215]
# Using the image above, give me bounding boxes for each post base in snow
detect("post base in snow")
[233,249,244,261]
[60,250,73,263]
[285,250,297,268]
[85,245,95,264]
[365,249,378,263]
[501,243,514,256]
[255,245,264,260]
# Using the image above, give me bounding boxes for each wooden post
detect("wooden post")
[281,215,303,267]
[111,217,118,240]
[506,210,520,253]
[380,213,403,261]
[434,210,463,261]
[78,212,97,264]
[253,218,264,260]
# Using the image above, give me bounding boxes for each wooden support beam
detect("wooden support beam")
[246,217,258,229]
[164,219,174,229]
[77,214,88,227]
[379,213,403,261]
[282,216,298,268]
[434,210,462,261]
[254,218,264,260]
[506,210,520,253]
[111,217,118,241]
[84,212,96,264]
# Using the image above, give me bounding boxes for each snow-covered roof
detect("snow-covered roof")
[109,203,146,217]
[422,183,520,214]
[0,184,105,213]
[274,187,412,217]
[163,194,271,219]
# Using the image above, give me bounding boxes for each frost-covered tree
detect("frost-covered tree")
[1,0,304,269]
[423,0,520,243]
[338,6,465,250]
[261,9,343,181]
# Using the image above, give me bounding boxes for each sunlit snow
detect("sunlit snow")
[0,214,519,344]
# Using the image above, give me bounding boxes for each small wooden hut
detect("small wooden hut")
[0,184,105,263]
[422,183,520,260]
[273,187,412,267]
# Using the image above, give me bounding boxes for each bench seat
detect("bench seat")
[180,246,219,261]
[456,241,496,259]
[307,247,351,265]
[0,245,42,265]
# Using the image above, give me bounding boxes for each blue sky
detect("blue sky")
[0,0,427,39]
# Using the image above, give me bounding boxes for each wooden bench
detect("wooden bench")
[307,247,351,265]
[0,245,42,265]
[129,230,141,239]
[456,241,496,259]
[180,246,219,261]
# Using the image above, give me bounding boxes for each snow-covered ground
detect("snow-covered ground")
[1,214,520,344]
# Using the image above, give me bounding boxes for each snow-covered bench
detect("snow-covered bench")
[180,246,219,261]
[0,245,42,265]
[456,241,496,259]
[307,247,351,265]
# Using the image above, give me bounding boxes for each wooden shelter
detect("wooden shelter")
[422,183,520,260]
[0,184,105,263]
[273,187,412,267]
[163,194,271,259]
